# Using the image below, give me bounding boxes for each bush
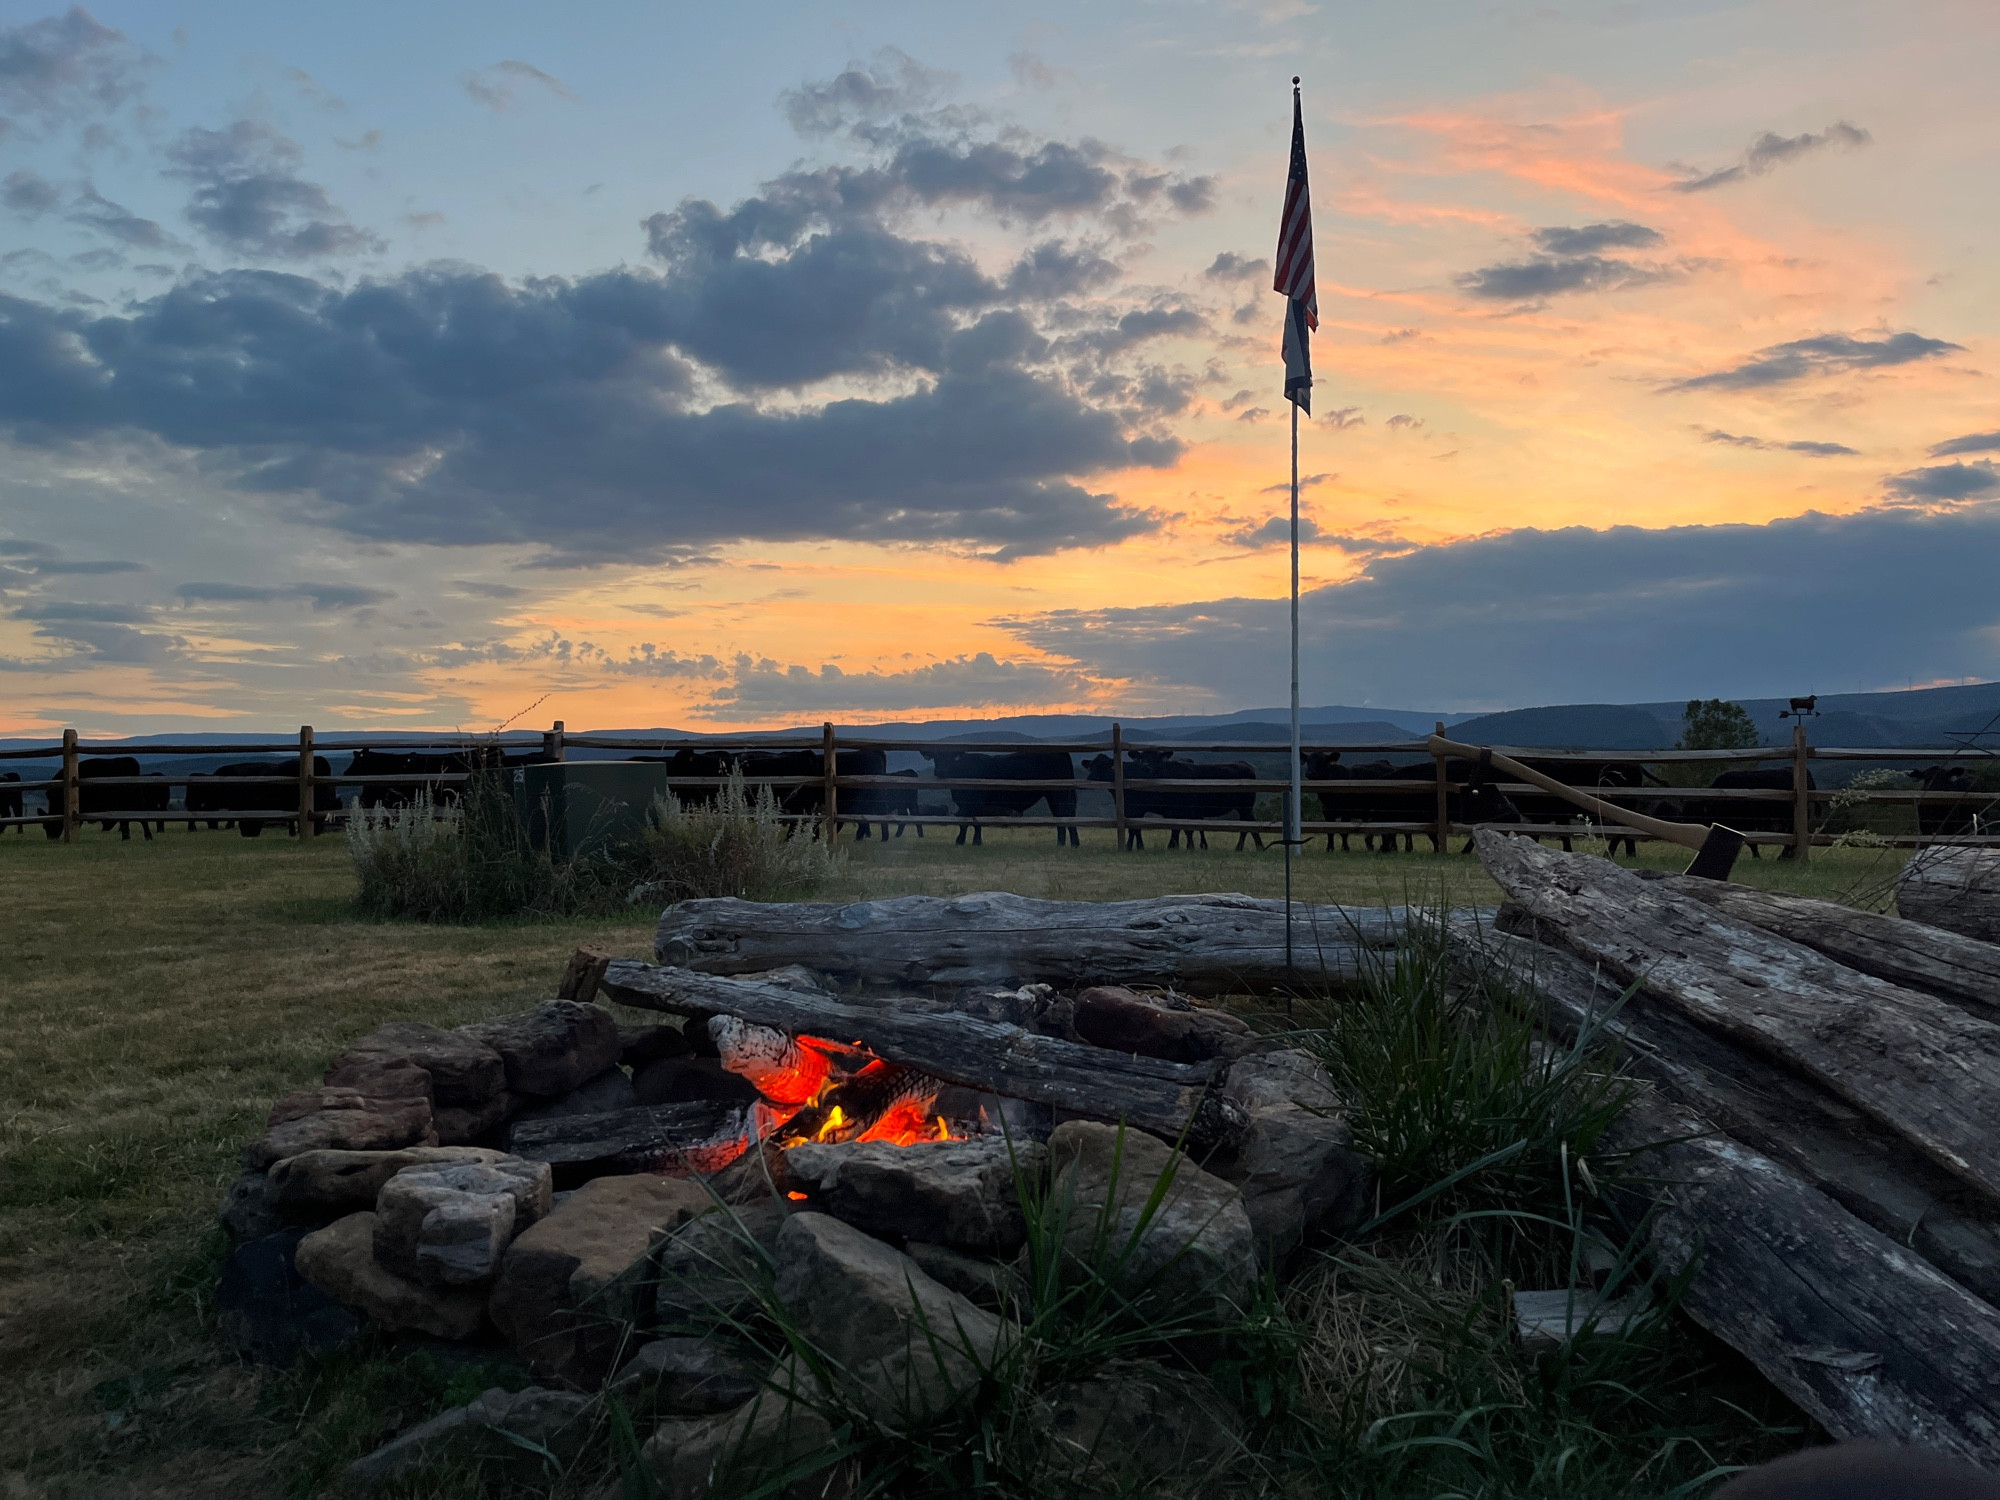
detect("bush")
[637,769,836,903]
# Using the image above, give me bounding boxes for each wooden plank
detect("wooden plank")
[597,962,1220,1141]
[1452,912,2000,1305]
[1898,849,2000,946]
[1610,1083,2000,1464]
[1651,875,2000,1019]
[650,891,1402,993]
[1474,830,2000,1203]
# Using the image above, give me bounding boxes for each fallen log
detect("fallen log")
[1452,912,2000,1305]
[1475,830,2000,1204]
[1608,1083,2000,1465]
[506,1100,752,1187]
[1646,874,2000,1019]
[1898,848,2000,945]
[598,962,1228,1144]
[651,892,1403,993]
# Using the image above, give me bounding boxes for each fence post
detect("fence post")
[1111,722,1128,851]
[60,727,79,844]
[296,724,315,840]
[1432,720,1450,854]
[1791,721,1811,864]
[546,720,566,763]
[821,722,839,843]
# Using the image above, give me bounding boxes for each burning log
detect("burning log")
[599,962,1232,1146]
[651,892,1403,994]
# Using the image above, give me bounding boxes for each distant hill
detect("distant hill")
[1446,704,1674,751]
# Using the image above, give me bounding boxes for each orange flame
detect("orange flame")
[854,1099,961,1147]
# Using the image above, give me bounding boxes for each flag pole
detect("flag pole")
[1287,384,1301,979]
[1275,71,1314,999]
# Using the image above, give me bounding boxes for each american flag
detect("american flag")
[1273,80,1315,413]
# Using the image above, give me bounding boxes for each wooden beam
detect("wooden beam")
[1474,830,2000,1204]
[597,961,1225,1143]
[651,891,1403,994]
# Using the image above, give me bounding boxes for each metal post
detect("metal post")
[1791,722,1811,864]
[60,727,79,844]
[1111,722,1128,850]
[821,722,839,843]
[1286,399,1301,971]
[1433,721,1451,854]
[296,724,315,839]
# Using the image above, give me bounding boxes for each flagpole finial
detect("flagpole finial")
[1292,75,1300,86]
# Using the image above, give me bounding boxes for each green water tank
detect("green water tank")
[512,760,674,859]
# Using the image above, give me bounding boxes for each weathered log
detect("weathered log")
[652,892,1403,993]
[1648,874,2000,1018]
[599,962,1229,1144]
[1606,1083,2000,1464]
[1898,848,2000,945]
[1474,831,2000,1204]
[505,1100,752,1187]
[1452,912,2000,1305]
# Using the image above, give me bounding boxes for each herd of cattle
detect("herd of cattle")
[1,745,1985,849]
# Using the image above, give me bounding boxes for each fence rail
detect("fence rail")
[1,718,1994,856]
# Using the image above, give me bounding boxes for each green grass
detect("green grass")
[0,825,1862,1496]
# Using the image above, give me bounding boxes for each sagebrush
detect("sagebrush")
[638,769,837,903]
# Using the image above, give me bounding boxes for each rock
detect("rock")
[432,1092,518,1146]
[652,1201,787,1331]
[328,1022,507,1107]
[215,1228,360,1363]
[784,1138,1046,1254]
[632,1055,761,1109]
[294,1212,486,1340]
[1047,1122,1257,1321]
[608,1336,762,1417]
[771,1211,1012,1421]
[490,1173,715,1387]
[267,1146,511,1214]
[342,1384,591,1495]
[462,1001,622,1099]
[219,1169,284,1241]
[273,1060,433,1121]
[621,1023,692,1069]
[1041,1361,1241,1498]
[373,1159,553,1286]
[905,1241,1025,1312]
[246,1084,436,1171]
[507,1067,638,1127]
[1212,1050,1368,1262]
[506,1099,753,1188]
[645,1394,837,1500]
[1513,1287,1649,1352]
[1072,986,1260,1064]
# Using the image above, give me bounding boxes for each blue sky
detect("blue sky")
[1,0,1996,731]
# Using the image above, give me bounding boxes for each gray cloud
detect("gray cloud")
[1931,430,2000,458]
[176,580,395,610]
[451,578,528,599]
[1204,251,1268,282]
[166,120,381,259]
[1257,471,1334,495]
[1531,221,1663,255]
[1701,429,1858,457]
[1664,331,1961,393]
[696,650,1096,717]
[67,187,175,247]
[782,49,947,136]
[1881,461,2000,505]
[1225,515,1321,547]
[998,502,2000,707]
[0,7,151,131]
[3,168,58,216]
[461,60,575,113]
[1458,251,1666,302]
[1673,121,1871,193]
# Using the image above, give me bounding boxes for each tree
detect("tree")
[1678,698,1760,751]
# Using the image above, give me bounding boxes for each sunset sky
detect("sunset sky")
[2,0,1996,734]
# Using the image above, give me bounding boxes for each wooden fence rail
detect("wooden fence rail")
[1,720,1995,855]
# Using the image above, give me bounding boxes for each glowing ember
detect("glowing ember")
[709,1015,834,1105]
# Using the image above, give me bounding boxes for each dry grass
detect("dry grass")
[0,824,1882,1495]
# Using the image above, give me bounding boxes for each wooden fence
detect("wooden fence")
[1,719,1994,858]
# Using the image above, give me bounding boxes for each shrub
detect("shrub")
[637,769,836,903]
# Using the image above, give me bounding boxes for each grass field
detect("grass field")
[0,825,1893,1496]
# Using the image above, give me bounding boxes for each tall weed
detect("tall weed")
[638,769,836,903]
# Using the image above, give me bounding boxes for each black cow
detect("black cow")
[1304,752,1361,849]
[42,756,171,840]
[345,746,520,809]
[186,759,338,836]
[1315,757,1517,853]
[1086,751,1260,850]
[851,768,923,841]
[1508,758,1665,857]
[0,771,21,832]
[921,749,1078,846]
[1689,765,1816,858]
[1913,764,1987,837]
[634,749,732,810]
